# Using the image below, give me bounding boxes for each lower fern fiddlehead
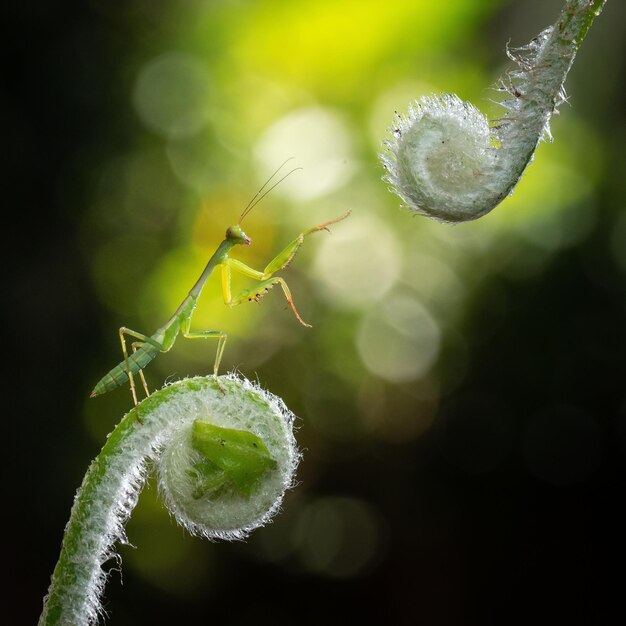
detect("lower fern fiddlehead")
[382,0,607,223]
[39,374,299,626]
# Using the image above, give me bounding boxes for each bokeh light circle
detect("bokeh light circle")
[356,293,441,383]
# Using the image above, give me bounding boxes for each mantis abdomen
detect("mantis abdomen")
[91,342,161,397]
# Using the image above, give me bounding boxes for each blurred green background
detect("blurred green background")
[7,0,625,624]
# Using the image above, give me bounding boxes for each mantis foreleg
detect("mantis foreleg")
[262,212,350,276]
[220,211,350,327]
[222,262,311,327]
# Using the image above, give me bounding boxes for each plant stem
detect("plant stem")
[382,0,607,222]
[39,375,298,626]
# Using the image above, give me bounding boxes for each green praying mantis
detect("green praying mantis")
[91,162,350,409]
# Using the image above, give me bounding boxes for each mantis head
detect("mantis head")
[226,224,251,246]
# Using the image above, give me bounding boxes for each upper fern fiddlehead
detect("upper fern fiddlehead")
[381,0,607,223]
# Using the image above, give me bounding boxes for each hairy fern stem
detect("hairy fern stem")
[39,375,299,626]
[382,0,607,222]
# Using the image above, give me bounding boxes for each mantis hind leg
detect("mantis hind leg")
[131,342,150,397]
[119,327,162,417]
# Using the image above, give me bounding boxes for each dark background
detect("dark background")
[5,1,625,624]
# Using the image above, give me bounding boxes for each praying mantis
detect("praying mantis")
[90,163,350,409]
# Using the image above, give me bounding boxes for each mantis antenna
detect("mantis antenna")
[239,158,303,224]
